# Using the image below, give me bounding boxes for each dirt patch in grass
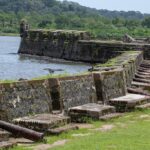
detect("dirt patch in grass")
[72,123,94,129]
[91,124,115,132]
[139,114,150,119]
[115,122,127,128]
[72,133,92,137]
[32,140,68,150]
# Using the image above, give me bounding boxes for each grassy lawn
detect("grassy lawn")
[11,109,150,150]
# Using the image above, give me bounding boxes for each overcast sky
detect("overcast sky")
[60,0,150,13]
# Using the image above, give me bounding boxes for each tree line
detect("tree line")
[0,0,150,39]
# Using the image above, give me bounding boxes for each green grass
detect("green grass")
[0,80,16,84]
[32,73,70,80]
[0,32,19,36]
[32,71,90,80]
[11,109,150,150]
[95,51,140,68]
[0,71,90,84]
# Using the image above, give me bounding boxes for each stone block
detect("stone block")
[93,68,126,103]
[13,114,70,131]
[109,94,150,112]
[69,103,116,122]
[59,74,97,113]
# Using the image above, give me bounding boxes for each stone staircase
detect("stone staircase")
[131,60,150,100]
[108,60,150,112]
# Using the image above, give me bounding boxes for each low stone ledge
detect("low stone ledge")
[109,94,150,112]
[13,114,70,131]
[69,103,116,122]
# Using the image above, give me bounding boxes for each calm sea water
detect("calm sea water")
[0,36,91,80]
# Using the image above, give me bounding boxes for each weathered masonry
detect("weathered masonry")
[2,29,150,149]
[19,30,150,62]
[0,51,143,121]
[1,29,150,121]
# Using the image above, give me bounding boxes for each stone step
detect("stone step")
[135,103,150,110]
[127,87,150,96]
[133,77,150,84]
[52,111,62,115]
[135,73,150,80]
[0,129,11,142]
[137,71,150,76]
[99,113,123,121]
[13,114,70,132]
[132,81,150,89]
[0,141,16,149]
[69,103,116,123]
[109,94,150,112]
[138,69,150,74]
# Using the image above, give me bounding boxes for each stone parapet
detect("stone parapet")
[18,29,150,63]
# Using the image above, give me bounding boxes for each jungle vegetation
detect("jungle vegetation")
[1,0,150,39]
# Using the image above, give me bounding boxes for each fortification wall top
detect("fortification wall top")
[26,29,91,41]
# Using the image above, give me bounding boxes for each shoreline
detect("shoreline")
[0,33,19,37]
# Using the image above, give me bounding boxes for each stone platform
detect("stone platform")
[109,94,150,112]
[69,103,116,122]
[13,114,70,131]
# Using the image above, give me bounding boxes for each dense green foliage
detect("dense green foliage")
[0,0,150,39]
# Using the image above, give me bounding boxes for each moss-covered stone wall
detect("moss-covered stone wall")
[93,51,143,102]
[1,50,143,121]
[94,68,126,102]
[0,74,97,121]
[0,80,52,121]
[18,29,150,62]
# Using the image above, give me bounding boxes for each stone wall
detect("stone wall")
[92,51,143,103]
[76,40,124,63]
[18,30,93,62]
[94,68,126,103]
[94,51,143,87]
[0,74,97,121]
[143,44,150,60]
[1,46,144,121]
[123,52,143,87]
[19,30,150,63]
[59,74,97,113]
[0,80,52,121]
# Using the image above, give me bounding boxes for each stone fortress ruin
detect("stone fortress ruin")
[1,24,150,148]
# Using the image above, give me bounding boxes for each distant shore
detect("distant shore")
[0,33,19,37]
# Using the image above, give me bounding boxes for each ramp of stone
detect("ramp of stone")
[69,103,116,122]
[109,94,150,112]
[13,114,70,131]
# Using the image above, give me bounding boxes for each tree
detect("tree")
[142,17,150,28]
